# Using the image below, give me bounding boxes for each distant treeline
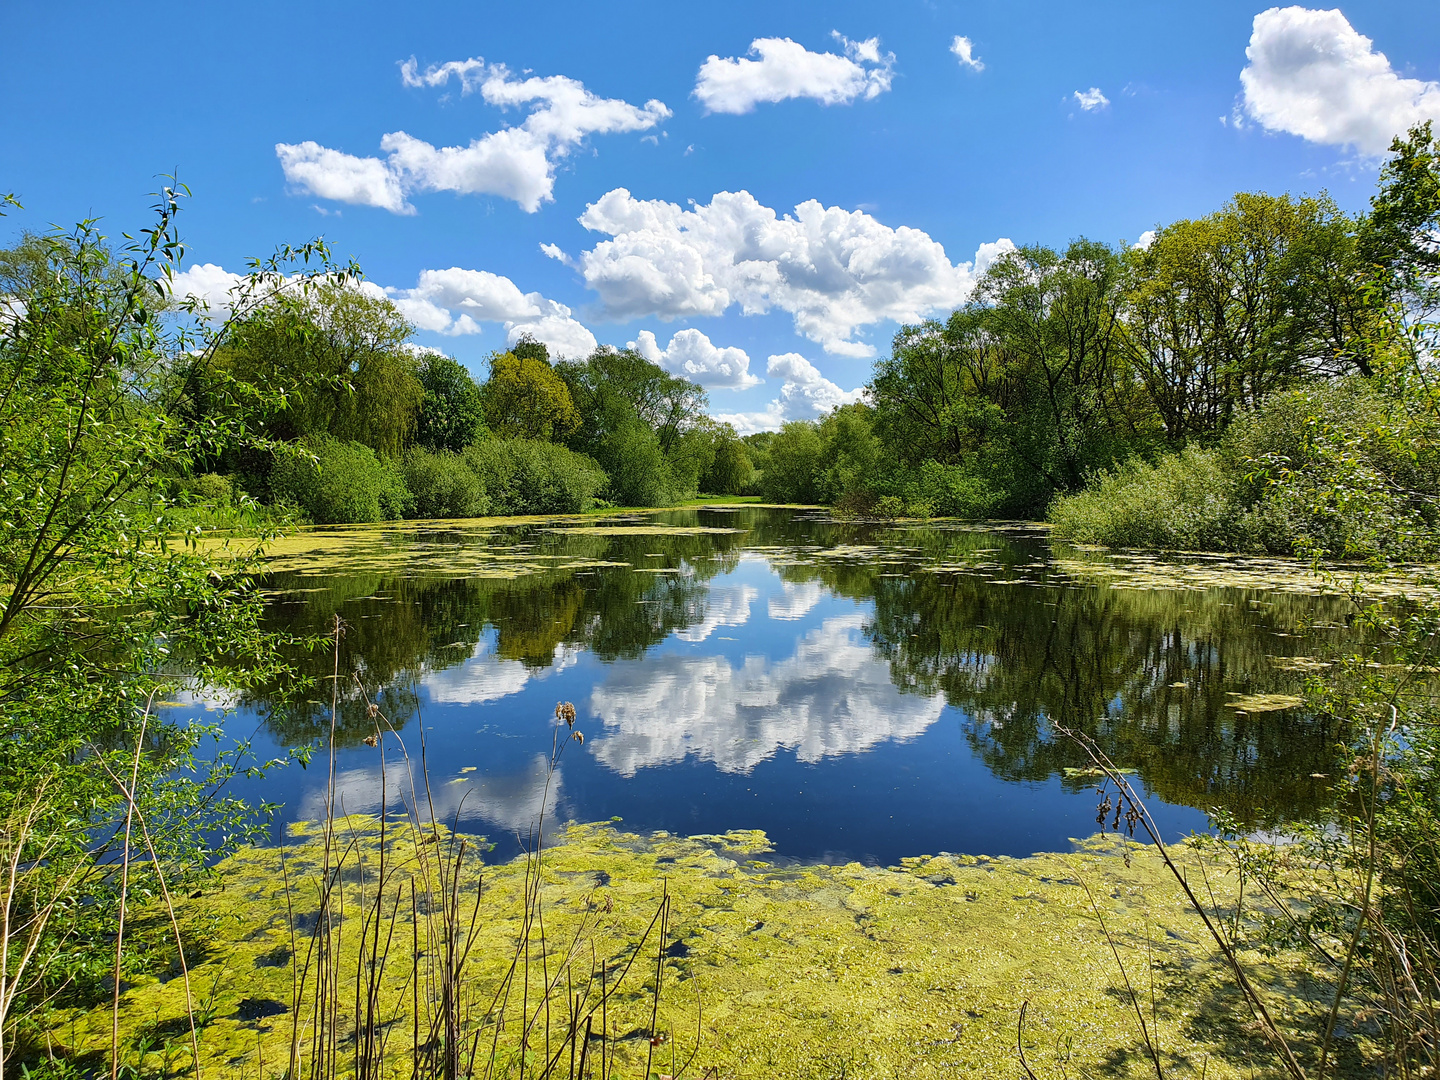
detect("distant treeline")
[155,286,758,522]
[750,122,1440,559]
[12,124,1434,550]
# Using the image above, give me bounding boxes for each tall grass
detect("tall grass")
[277,616,696,1080]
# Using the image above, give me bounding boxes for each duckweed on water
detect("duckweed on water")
[1052,550,1439,599]
[41,822,1369,1079]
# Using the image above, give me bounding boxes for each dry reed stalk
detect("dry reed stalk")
[1056,724,1309,1080]
[271,619,695,1080]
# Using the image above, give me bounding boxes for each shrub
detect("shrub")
[1048,445,1241,549]
[401,447,489,519]
[172,472,236,506]
[463,438,607,515]
[271,436,409,524]
[1224,380,1440,558]
[908,461,1000,519]
[1049,378,1440,558]
[597,416,669,507]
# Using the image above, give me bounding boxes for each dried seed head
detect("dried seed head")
[556,701,577,726]
[572,730,584,744]
[362,734,378,748]
[366,702,380,720]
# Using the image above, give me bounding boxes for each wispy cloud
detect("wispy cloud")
[950,35,984,72]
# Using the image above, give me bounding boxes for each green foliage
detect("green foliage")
[556,348,710,506]
[904,461,1000,519]
[598,413,670,506]
[480,350,580,440]
[759,421,824,503]
[1048,445,1243,549]
[271,435,409,524]
[509,332,550,364]
[1050,377,1440,558]
[0,188,320,1051]
[1360,121,1440,317]
[414,353,485,452]
[400,447,488,519]
[1125,191,1373,435]
[219,283,423,456]
[815,403,881,504]
[462,438,607,515]
[699,423,754,495]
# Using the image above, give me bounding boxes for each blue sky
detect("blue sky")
[4,2,1439,430]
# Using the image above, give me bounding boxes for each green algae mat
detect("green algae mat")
[41,822,1363,1079]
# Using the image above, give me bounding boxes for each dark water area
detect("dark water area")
[191,507,1359,866]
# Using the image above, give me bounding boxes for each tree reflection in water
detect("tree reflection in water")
[241,508,1358,836]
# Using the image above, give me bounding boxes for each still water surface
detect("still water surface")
[207,508,1356,865]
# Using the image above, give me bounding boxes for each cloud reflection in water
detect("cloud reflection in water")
[674,583,759,642]
[590,613,944,776]
[423,635,580,705]
[299,753,562,837]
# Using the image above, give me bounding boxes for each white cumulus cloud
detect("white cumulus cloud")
[973,238,1018,276]
[1074,87,1110,111]
[950,36,984,72]
[629,328,762,389]
[277,62,670,214]
[168,261,598,359]
[385,267,598,358]
[576,188,991,357]
[275,142,413,214]
[1239,6,1440,155]
[694,32,894,114]
[166,263,247,316]
[714,353,865,435]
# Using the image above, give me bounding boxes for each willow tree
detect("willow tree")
[0,187,335,1064]
[219,283,423,455]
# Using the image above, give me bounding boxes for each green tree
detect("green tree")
[700,422,755,494]
[759,421,824,503]
[979,239,1144,491]
[415,353,486,452]
[555,348,710,505]
[509,332,551,365]
[480,350,581,441]
[221,283,424,456]
[0,188,326,1059]
[816,402,881,504]
[1124,192,1370,441]
[1360,121,1440,319]
[558,348,708,456]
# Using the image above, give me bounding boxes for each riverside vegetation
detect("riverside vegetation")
[1,120,1439,1079]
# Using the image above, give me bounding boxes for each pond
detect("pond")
[199,506,1362,866]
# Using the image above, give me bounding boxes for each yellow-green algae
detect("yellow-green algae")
[543,526,745,537]
[42,821,1369,1079]
[1051,548,1439,599]
[201,519,633,577]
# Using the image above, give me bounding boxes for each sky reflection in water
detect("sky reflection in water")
[211,508,1354,865]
